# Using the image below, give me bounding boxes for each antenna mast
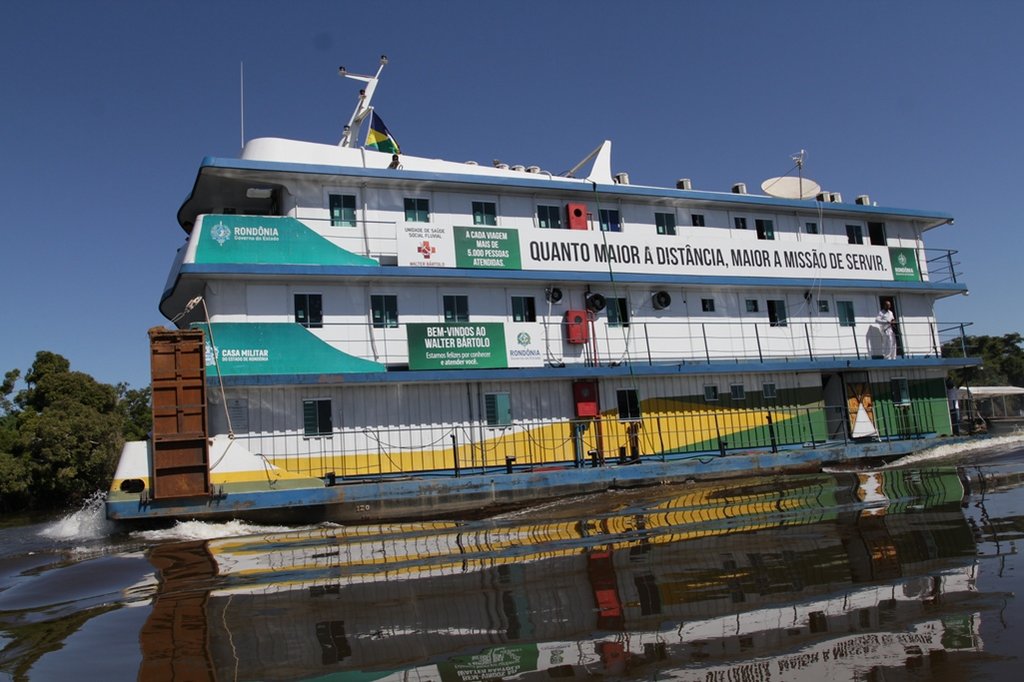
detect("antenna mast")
[338,55,388,148]
[792,149,806,199]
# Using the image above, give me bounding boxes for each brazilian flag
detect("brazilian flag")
[366,110,401,154]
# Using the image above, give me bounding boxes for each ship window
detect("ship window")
[329,194,356,227]
[443,295,469,322]
[472,201,497,226]
[371,294,398,328]
[537,205,563,229]
[608,297,630,327]
[734,217,748,230]
[302,399,333,436]
[837,300,855,327]
[485,392,512,427]
[655,212,676,235]
[818,300,830,313]
[762,383,777,400]
[599,208,621,232]
[703,385,719,402]
[805,221,819,234]
[868,221,887,246]
[617,389,641,420]
[767,300,787,327]
[295,293,323,329]
[846,224,864,245]
[404,197,430,222]
[890,377,911,405]
[701,298,715,312]
[511,296,536,322]
[745,299,759,313]
[755,219,775,240]
[691,214,706,227]
[730,384,746,401]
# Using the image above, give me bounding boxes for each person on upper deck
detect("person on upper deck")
[875,300,897,359]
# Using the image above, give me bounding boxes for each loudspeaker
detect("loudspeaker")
[585,292,606,312]
[652,290,672,310]
[545,287,563,304]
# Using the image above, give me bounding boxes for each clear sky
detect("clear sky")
[1,0,1020,389]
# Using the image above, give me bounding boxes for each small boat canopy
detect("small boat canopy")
[958,386,1024,399]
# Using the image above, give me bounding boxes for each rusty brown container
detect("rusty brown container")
[148,326,211,499]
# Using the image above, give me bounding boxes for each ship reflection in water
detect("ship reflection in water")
[141,468,995,681]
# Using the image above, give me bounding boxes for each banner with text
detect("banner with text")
[397,224,921,282]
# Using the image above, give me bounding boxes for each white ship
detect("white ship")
[106,57,975,524]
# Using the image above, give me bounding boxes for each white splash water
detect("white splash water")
[38,491,119,542]
[886,433,1024,468]
[131,519,301,543]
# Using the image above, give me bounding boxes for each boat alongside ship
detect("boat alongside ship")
[105,58,979,525]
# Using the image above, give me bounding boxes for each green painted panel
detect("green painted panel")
[407,323,508,370]
[453,226,522,269]
[195,322,385,376]
[889,247,921,281]
[195,215,379,266]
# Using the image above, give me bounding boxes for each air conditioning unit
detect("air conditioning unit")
[585,292,606,312]
[545,287,563,304]
[652,291,672,310]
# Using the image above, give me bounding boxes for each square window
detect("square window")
[295,293,323,329]
[805,221,819,234]
[537,205,562,229]
[730,384,746,401]
[485,392,512,426]
[371,294,398,328]
[608,297,630,327]
[701,298,715,312]
[767,299,787,327]
[329,194,356,227]
[303,398,333,436]
[617,389,641,420]
[404,197,430,222]
[745,299,759,313]
[837,300,855,327]
[443,295,469,322]
[655,212,676,235]
[762,383,777,400]
[818,300,830,313]
[734,217,748,230]
[890,377,911,405]
[691,214,706,227]
[846,224,864,245]
[599,208,621,232]
[704,385,719,402]
[511,296,536,322]
[472,201,497,226]
[755,219,774,240]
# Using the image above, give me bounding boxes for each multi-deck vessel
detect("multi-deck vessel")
[105,58,975,524]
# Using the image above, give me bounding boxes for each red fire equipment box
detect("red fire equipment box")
[573,380,600,418]
[566,202,588,230]
[565,309,589,344]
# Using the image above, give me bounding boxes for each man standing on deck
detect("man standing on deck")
[875,300,897,359]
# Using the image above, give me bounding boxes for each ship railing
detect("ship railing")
[304,317,971,368]
[922,248,962,284]
[230,400,948,482]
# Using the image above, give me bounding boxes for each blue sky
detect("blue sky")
[1,1,1020,389]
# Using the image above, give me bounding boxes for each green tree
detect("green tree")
[942,333,1024,387]
[0,352,151,513]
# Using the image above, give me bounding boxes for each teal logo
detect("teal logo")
[516,332,531,346]
[210,221,231,246]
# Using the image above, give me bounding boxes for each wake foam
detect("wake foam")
[131,519,301,543]
[887,433,1024,468]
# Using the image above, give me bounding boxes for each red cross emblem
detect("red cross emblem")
[417,241,436,259]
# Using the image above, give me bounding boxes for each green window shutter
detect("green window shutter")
[485,393,511,426]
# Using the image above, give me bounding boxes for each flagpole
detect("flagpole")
[338,55,388,147]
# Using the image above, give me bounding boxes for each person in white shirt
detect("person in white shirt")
[875,300,897,359]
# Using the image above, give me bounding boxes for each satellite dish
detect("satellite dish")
[761,175,821,200]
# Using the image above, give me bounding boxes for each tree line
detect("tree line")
[0,351,150,514]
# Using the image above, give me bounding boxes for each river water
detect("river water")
[2,436,1024,681]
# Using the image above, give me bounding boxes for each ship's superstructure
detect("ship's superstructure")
[106,59,975,523]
